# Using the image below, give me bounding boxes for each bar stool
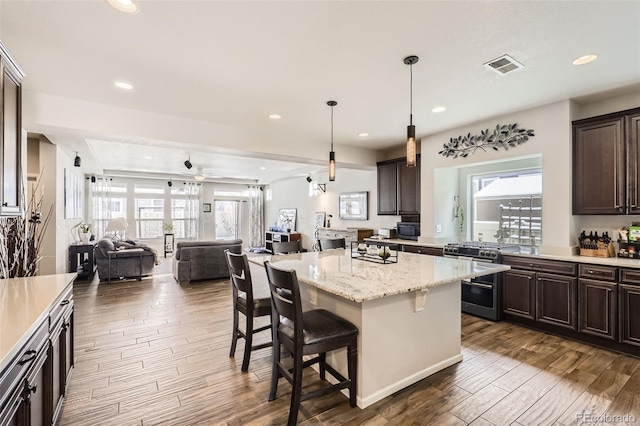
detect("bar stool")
[224,250,272,371]
[318,238,346,251]
[263,261,358,426]
[272,240,302,254]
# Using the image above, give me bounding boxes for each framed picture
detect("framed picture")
[314,212,326,229]
[339,191,368,220]
[277,208,297,232]
[203,203,211,213]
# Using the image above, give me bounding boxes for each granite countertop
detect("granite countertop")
[503,250,640,268]
[249,250,509,303]
[1,273,76,373]
[364,238,445,248]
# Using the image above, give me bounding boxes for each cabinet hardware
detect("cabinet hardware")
[28,384,37,394]
[60,299,70,306]
[62,321,70,331]
[18,350,37,365]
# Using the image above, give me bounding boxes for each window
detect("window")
[472,169,541,245]
[171,199,199,239]
[135,198,164,238]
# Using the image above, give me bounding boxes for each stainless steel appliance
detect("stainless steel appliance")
[397,222,420,240]
[443,241,520,321]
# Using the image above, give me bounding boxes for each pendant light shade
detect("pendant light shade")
[327,100,337,181]
[404,55,419,167]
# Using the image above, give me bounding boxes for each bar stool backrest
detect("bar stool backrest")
[264,261,303,346]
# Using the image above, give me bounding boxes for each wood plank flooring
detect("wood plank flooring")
[60,267,640,425]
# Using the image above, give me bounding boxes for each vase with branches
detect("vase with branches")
[0,170,54,278]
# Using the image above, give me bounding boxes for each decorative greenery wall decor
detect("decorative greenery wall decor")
[438,123,535,159]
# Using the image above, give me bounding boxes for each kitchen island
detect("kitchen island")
[248,249,509,408]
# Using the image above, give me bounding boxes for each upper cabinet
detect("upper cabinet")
[377,155,420,216]
[573,107,640,215]
[0,42,25,215]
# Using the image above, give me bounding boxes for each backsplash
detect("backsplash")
[574,215,640,244]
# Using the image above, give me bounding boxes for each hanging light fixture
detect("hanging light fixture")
[73,151,81,167]
[327,100,337,181]
[404,55,419,167]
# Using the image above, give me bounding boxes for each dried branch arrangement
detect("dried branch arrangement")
[438,123,535,159]
[0,171,54,278]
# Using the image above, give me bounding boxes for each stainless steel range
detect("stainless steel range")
[443,241,520,321]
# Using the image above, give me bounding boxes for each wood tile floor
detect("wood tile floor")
[60,269,640,425]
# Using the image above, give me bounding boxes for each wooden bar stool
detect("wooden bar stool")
[224,250,272,371]
[318,238,346,251]
[272,240,302,254]
[263,261,358,425]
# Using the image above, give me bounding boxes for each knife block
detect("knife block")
[579,243,615,258]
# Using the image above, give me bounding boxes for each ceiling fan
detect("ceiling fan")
[180,166,219,181]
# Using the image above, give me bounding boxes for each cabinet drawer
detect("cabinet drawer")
[579,264,618,282]
[501,255,577,276]
[620,268,640,285]
[403,245,443,256]
[50,285,73,330]
[0,318,49,411]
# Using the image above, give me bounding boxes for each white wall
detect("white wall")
[266,168,400,251]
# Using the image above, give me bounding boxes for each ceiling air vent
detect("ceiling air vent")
[484,54,524,74]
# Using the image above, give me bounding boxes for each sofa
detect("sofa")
[94,238,156,282]
[172,239,242,283]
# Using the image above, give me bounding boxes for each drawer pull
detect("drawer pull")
[62,321,70,331]
[60,299,70,306]
[28,384,37,394]
[18,350,37,365]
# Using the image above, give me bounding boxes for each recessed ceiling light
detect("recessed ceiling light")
[268,114,281,120]
[143,156,152,159]
[260,167,267,170]
[114,81,134,90]
[106,0,139,14]
[573,54,598,65]
[432,106,446,113]
[358,133,369,137]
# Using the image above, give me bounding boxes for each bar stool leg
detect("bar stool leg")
[288,350,304,426]
[319,352,326,380]
[229,305,239,357]
[348,340,357,407]
[268,335,281,401]
[241,314,254,371]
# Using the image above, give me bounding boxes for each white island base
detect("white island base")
[299,279,462,408]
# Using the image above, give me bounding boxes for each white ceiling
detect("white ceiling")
[1,0,639,183]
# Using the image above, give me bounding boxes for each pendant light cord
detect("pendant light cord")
[409,63,413,126]
[330,105,334,151]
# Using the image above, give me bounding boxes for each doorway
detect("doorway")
[214,200,240,240]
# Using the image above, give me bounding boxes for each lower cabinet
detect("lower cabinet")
[24,349,48,426]
[503,269,536,319]
[536,273,577,330]
[619,283,640,347]
[579,279,618,340]
[401,245,443,256]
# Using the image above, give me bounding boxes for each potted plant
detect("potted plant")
[163,222,175,234]
[79,223,91,244]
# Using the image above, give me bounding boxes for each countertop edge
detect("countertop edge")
[0,273,76,375]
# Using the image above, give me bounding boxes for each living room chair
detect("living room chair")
[318,238,346,251]
[225,250,272,371]
[272,240,301,255]
[263,261,358,426]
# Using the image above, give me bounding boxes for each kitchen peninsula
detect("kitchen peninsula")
[249,250,509,408]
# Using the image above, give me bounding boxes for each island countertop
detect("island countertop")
[0,273,76,373]
[249,250,509,303]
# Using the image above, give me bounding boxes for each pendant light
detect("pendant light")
[404,55,419,167]
[327,100,337,181]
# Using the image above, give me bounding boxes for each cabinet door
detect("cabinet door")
[628,113,640,214]
[536,273,577,330]
[25,347,48,426]
[62,306,74,392]
[619,283,640,347]
[0,382,25,426]
[377,162,398,215]
[1,61,22,214]
[49,322,64,424]
[402,245,442,256]
[572,117,625,214]
[578,279,617,340]
[398,159,420,215]
[503,269,536,319]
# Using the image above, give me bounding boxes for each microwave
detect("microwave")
[397,222,420,240]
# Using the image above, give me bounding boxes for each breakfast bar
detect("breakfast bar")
[249,250,509,408]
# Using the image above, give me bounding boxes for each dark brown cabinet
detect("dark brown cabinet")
[573,107,640,215]
[503,269,536,319]
[619,268,640,347]
[0,42,24,216]
[579,278,617,340]
[401,245,442,256]
[502,255,577,327]
[536,273,577,330]
[377,156,420,215]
